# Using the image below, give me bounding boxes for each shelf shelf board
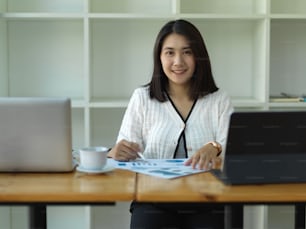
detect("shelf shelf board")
[70,99,129,108]
[1,13,269,20]
[271,14,306,19]
[71,100,86,108]
[89,99,129,108]
[3,13,305,21]
[179,13,267,20]
[1,13,84,19]
[269,102,306,108]
[88,13,174,19]
[232,97,266,108]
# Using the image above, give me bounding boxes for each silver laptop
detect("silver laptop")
[0,97,73,172]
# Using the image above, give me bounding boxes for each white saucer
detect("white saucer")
[76,164,115,174]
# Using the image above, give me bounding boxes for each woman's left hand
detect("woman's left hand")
[184,144,222,170]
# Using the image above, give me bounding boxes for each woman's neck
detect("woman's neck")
[167,84,195,120]
[167,84,191,101]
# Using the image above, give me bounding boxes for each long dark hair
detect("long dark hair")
[147,19,218,102]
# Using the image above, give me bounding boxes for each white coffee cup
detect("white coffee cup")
[79,146,109,170]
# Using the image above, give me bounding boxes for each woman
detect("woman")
[108,19,233,229]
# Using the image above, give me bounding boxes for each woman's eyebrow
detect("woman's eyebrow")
[162,47,173,50]
[162,46,191,50]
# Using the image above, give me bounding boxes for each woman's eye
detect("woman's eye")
[183,50,193,55]
[165,51,174,56]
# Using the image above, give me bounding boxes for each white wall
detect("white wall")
[0,206,29,229]
[47,203,131,229]
[0,207,12,228]
[267,205,295,229]
[92,202,131,229]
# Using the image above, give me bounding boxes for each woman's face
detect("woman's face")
[160,33,196,88]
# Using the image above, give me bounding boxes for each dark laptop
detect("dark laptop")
[211,111,306,185]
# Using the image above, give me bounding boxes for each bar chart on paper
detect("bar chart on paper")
[108,159,208,179]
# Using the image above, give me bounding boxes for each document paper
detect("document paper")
[108,158,208,179]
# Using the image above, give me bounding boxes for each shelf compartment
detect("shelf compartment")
[0,19,8,96]
[270,19,306,98]
[90,19,169,101]
[71,108,85,150]
[180,0,267,15]
[2,0,84,13]
[90,0,173,14]
[186,18,268,103]
[90,108,126,147]
[271,0,306,14]
[7,19,84,99]
[90,18,268,104]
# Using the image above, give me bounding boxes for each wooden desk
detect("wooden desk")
[0,169,136,203]
[136,171,306,203]
[0,169,305,229]
[4,168,305,204]
[0,169,136,228]
[136,171,306,229]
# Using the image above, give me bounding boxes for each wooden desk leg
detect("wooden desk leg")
[295,204,305,229]
[29,205,47,229]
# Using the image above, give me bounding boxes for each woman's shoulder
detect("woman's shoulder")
[131,86,150,99]
[198,89,233,109]
[197,89,233,114]
[133,86,149,94]
[128,86,151,105]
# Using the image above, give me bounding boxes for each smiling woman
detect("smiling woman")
[108,19,234,229]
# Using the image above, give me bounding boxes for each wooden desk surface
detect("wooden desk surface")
[0,169,136,203]
[2,169,306,204]
[136,172,306,203]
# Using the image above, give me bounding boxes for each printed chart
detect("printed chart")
[108,158,208,179]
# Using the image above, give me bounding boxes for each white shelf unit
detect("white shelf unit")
[1,0,306,149]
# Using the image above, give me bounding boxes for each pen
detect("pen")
[137,152,146,161]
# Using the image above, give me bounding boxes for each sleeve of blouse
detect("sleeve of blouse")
[116,88,144,150]
[216,92,234,157]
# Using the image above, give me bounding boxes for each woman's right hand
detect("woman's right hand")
[108,140,141,161]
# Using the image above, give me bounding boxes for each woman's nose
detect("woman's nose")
[173,54,184,66]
